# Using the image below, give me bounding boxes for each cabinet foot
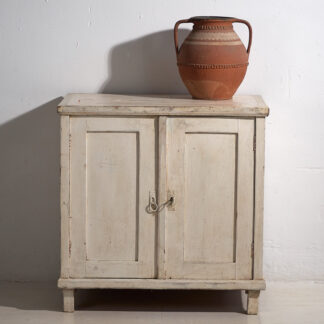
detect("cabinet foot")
[247,290,260,315]
[63,289,74,312]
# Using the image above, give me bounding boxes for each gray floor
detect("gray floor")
[0,281,323,323]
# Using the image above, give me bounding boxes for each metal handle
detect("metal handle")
[174,19,190,56]
[232,19,253,54]
[146,194,174,214]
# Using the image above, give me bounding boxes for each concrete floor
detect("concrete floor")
[0,281,323,324]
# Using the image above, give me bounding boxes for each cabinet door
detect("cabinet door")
[70,117,156,278]
[165,118,254,280]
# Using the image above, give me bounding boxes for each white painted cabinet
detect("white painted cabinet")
[57,94,269,314]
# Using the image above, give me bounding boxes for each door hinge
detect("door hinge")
[69,241,71,257]
[253,135,256,151]
[251,242,254,258]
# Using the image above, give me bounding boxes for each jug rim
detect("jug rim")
[189,16,236,22]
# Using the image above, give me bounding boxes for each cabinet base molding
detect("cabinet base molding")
[59,278,264,314]
[58,278,265,291]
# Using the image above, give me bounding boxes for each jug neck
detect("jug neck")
[190,16,235,31]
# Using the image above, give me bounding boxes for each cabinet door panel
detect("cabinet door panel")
[86,132,138,261]
[165,118,254,280]
[70,117,156,278]
[184,133,236,264]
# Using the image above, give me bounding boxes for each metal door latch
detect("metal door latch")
[146,192,175,214]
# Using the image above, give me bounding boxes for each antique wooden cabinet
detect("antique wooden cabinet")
[57,94,269,314]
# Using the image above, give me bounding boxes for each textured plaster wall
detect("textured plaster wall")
[0,0,323,281]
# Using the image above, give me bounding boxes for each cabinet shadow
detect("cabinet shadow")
[0,282,246,314]
[100,29,190,95]
[0,98,62,281]
[77,289,246,313]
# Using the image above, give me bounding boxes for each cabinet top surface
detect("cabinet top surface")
[58,93,269,117]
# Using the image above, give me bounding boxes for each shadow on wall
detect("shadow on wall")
[0,282,245,313]
[0,29,190,283]
[100,29,190,94]
[0,98,62,281]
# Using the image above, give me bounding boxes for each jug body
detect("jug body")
[174,16,252,100]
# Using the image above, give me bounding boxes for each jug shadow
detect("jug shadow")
[100,29,190,95]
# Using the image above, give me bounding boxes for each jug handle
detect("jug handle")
[232,19,253,55]
[174,19,190,56]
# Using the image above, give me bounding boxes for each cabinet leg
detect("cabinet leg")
[63,289,74,312]
[247,290,260,315]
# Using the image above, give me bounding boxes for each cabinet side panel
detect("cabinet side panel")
[254,118,265,279]
[86,132,138,261]
[70,119,87,277]
[60,116,70,278]
[184,133,236,263]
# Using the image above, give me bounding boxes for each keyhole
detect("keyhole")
[150,198,158,211]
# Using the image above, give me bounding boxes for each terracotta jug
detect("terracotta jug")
[174,16,252,100]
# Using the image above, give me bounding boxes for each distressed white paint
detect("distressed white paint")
[58,95,266,313]
[0,0,324,281]
[58,278,266,291]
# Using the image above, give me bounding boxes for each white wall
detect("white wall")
[0,0,323,281]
